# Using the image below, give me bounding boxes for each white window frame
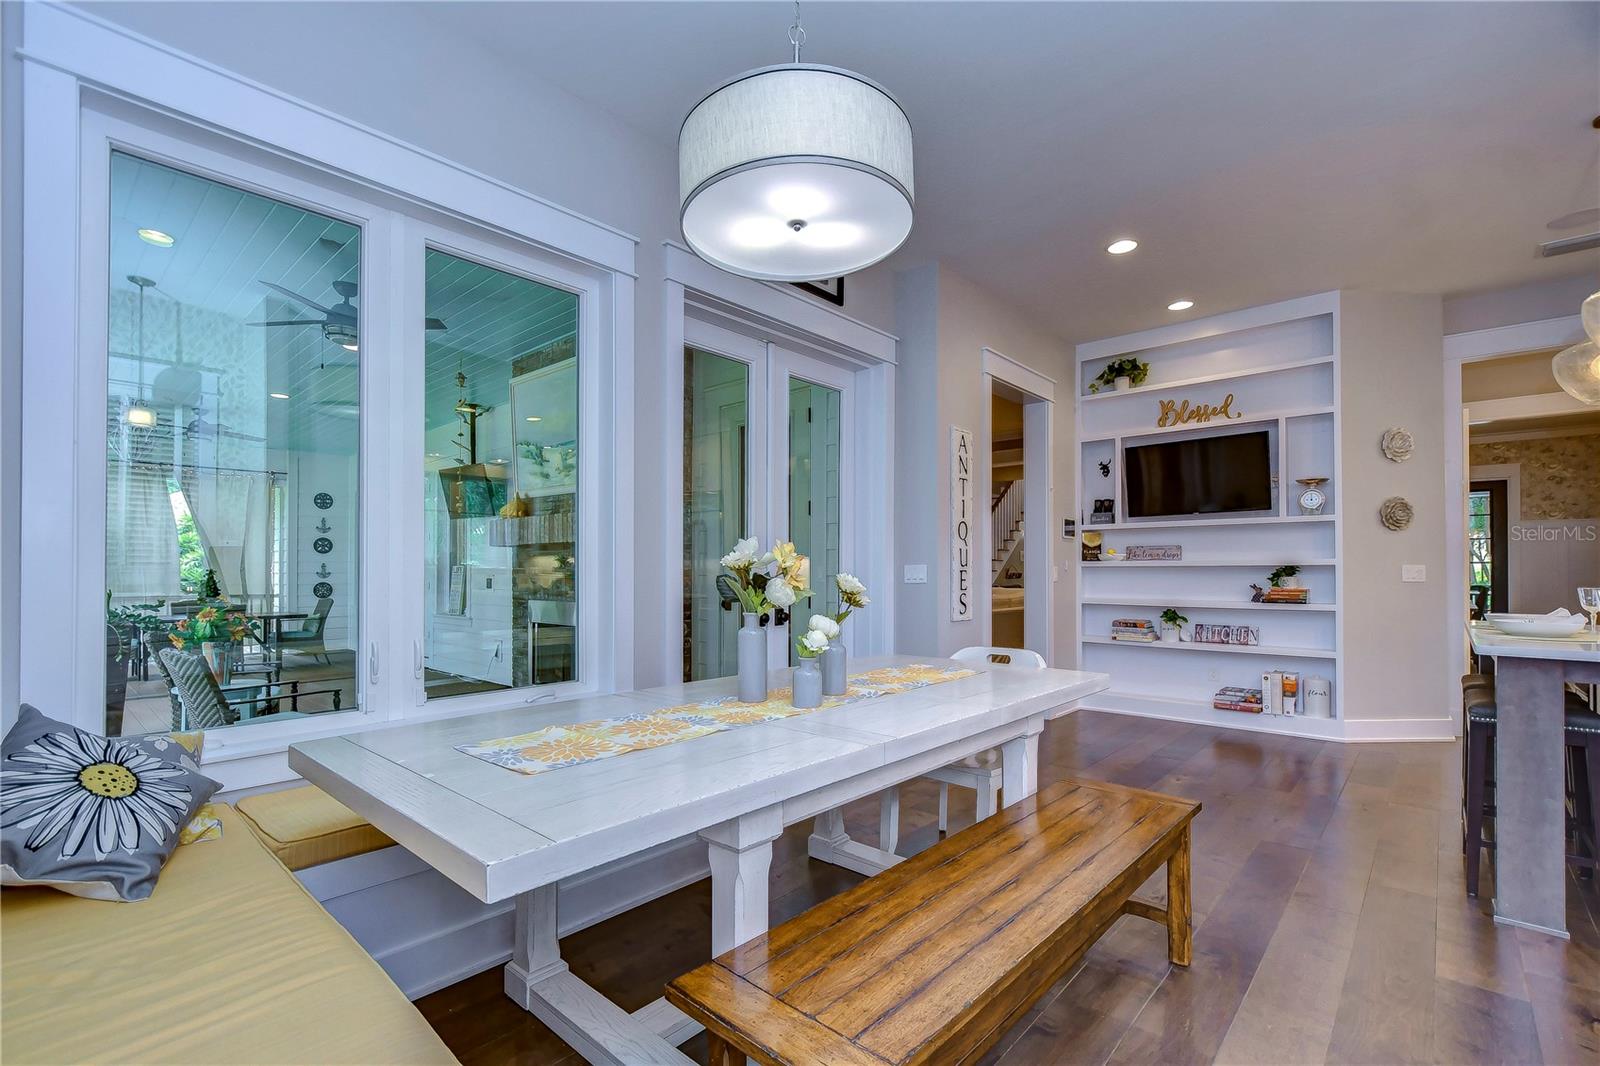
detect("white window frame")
[16,4,636,788]
[399,217,614,717]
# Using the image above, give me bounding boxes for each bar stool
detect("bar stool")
[1462,680,1600,897]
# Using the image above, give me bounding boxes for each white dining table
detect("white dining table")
[289,654,1108,1065]
[1467,622,1600,938]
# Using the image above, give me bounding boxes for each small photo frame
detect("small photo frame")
[793,277,845,306]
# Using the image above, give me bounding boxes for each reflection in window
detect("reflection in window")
[683,347,749,681]
[788,378,843,664]
[423,249,578,698]
[105,152,360,736]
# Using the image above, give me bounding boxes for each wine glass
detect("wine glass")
[1579,587,1600,633]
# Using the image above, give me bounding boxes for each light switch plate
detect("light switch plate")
[903,564,928,584]
[1402,564,1426,583]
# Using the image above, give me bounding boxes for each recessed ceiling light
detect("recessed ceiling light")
[1167,300,1195,311]
[1106,238,1138,255]
[269,392,290,400]
[137,228,174,248]
[525,416,542,423]
[490,458,509,464]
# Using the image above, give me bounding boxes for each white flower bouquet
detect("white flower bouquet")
[720,537,812,617]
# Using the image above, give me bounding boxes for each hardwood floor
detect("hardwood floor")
[416,710,1600,1065]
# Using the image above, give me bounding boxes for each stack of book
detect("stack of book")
[1110,618,1158,643]
[1263,586,1310,604]
[1214,687,1264,712]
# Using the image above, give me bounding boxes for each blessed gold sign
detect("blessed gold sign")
[1156,392,1243,428]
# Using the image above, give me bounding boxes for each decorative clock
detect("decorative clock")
[1295,477,1329,516]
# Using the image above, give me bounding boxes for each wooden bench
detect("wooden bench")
[666,778,1200,1066]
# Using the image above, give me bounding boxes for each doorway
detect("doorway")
[1467,479,1509,617]
[679,319,856,680]
[990,393,1026,647]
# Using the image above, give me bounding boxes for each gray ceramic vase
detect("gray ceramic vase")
[737,613,767,703]
[820,641,848,696]
[792,657,823,709]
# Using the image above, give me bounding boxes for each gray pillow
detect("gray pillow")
[0,704,221,901]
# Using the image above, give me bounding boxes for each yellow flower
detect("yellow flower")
[195,607,218,622]
[517,735,621,764]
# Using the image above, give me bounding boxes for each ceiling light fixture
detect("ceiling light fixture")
[678,2,913,281]
[125,404,157,428]
[341,343,358,352]
[137,228,174,248]
[1551,290,1600,405]
[1167,300,1194,312]
[1106,239,1138,255]
[269,393,290,400]
[525,416,542,422]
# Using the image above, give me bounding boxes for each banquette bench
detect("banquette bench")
[0,787,449,1065]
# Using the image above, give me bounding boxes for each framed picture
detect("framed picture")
[793,276,845,306]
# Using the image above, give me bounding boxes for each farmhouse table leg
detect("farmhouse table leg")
[879,787,901,854]
[999,719,1042,807]
[702,805,784,955]
[1167,824,1193,966]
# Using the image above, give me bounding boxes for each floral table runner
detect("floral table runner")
[455,663,976,776]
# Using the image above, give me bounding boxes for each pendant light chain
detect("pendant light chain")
[787,1,806,63]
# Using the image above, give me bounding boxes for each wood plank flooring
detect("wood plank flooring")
[416,710,1600,1065]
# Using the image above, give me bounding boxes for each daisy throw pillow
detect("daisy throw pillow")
[1,704,221,901]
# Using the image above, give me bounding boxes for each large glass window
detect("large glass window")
[423,249,579,698]
[105,152,360,736]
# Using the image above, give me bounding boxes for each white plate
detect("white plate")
[1485,613,1590,638]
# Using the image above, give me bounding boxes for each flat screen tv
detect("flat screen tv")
[1124,430,1273,518]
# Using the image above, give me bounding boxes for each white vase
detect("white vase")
[1280,576,1300,589]
[1114,375,1133,391]
[820,641,848,696]
[1160,624,1180,643]
[792,658,823,709]
[737,613,767,703]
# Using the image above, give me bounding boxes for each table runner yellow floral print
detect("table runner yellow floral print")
[455,664,976,776]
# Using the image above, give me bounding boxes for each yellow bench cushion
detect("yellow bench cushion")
[0,803,455,1065]
[235,784,395,871]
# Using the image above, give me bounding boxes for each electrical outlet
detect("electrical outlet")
[903,564,928,585]
[1402,564,1426,583]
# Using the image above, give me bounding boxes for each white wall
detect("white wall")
[77,1,899,691]
[1,1,22,718]
[892,264,1074,665]
[1338,291,1451,731]
[1443,272,1595,335]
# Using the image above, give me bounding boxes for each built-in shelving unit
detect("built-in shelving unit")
[1075,298,1342,736]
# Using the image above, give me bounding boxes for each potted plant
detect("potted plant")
[1159,608,1188,643]
[1088,357,1151,394]
[792,627,828,709]
[1268,565,1301,590]
[168,603,257,683]
[817,573,871,695]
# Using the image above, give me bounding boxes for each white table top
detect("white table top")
[1468,622,1600,663]
[289,655,1109,903]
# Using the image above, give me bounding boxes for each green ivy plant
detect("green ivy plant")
[1268,565,1301,588]
[1159,608,1188,627]
[1088,357,1151,394]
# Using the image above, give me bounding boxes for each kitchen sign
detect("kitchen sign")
[951,426,975,621]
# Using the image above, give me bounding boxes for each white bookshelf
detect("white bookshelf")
[1075,295,1342,735]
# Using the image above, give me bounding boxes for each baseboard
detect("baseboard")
[300,834,711,1000]
[1340,716,1459,743]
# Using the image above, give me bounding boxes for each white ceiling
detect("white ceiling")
[442,0,1600,342]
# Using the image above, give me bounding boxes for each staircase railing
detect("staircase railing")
[992,480,1023,581]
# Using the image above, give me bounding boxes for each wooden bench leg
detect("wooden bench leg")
[1166,823,1193,967]
[706,1031,744,1066]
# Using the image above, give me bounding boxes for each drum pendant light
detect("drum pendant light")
[678,3,914,282]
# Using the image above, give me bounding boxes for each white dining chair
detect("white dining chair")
[878,646,1047,855]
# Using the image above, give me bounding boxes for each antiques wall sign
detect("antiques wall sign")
[950,426,975,621]
[1156,392,1244,428]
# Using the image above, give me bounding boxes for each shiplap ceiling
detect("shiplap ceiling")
[108,152,577,450]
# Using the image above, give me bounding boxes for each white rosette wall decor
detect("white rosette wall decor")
[1379,496,1414,531]
[1380,427,1414,463]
